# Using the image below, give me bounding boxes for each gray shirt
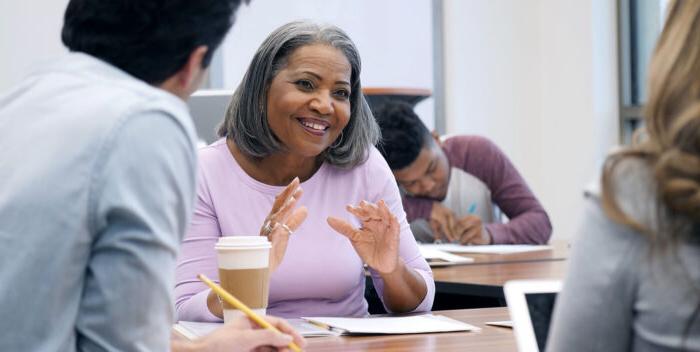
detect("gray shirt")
[547,159,700,351]
[0,53,197,351]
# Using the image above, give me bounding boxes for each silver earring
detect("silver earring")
[330,131,344,149]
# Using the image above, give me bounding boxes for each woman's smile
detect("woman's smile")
[297,117,330,136]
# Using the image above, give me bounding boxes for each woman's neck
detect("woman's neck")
[226,139,323,186]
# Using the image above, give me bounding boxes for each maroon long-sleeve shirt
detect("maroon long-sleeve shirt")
[403,135,552,244]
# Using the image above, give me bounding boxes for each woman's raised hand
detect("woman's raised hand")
[327,200,400,274]
[261,177,308,271]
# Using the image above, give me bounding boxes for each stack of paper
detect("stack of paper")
[420,244,552,255]
[418,246,474,266]
[302,314,479,335]
[485,320,514,328]
[174,319,340,340]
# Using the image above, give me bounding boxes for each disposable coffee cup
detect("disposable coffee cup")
[215,236,271,323]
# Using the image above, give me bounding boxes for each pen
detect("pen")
[468,202,477,214]
[197,274,302,352]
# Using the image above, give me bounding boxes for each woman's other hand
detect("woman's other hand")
[261,177,308,272]
[327,200,400,274]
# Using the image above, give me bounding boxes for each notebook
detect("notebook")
[504,279,562,352]
[420,243,552,255]
[173,319,340,340]
[301,314,479,335]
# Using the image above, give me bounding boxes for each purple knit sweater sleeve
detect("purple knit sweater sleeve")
[402,193,433,222]
[444,135,552,244]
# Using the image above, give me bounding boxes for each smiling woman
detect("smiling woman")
[218,21,378,171]
[174,21,435,321]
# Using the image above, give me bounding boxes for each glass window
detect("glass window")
[618,0,667,143]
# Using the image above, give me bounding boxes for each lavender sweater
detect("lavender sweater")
[175,139,434,320]
[403,135,552,244]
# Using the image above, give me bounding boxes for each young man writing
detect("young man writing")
[375,101,552,245]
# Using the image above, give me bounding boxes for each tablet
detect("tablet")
[504,279,562,352]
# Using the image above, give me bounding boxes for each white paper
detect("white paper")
[175,319,339,339]
[302,314,479,335]
[420,244,552,254]
[174,321,219,340]
[485,320,514,328]
[418,246,474,266]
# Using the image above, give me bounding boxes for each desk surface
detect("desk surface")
[433,259,569,297]
[306,307,514,352]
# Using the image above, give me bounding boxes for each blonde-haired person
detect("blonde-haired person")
[547,1,700,350]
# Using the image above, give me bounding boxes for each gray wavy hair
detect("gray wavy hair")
[217,20,380,169]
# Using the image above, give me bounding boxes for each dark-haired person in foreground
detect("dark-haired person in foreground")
[548,0,700,350]
[0,1,304,351]
[374,102,552,245]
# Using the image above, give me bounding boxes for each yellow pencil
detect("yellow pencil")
[197,274,302,352]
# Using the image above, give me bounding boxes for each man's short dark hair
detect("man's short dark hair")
[374,101,432,170]
[61,0,246,84]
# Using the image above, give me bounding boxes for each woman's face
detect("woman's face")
[266,44,352,159]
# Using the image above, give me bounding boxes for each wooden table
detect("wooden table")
[433,260,568,297]
[368,241,570,311]
[306,307,514,352]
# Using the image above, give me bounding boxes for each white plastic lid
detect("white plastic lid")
[215,236,271,250]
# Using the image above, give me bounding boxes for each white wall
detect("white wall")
[442,0,619,240]
[1,0,619,240]
[0,1,69,92]
[1,1,436,127]
[217,0,436,128]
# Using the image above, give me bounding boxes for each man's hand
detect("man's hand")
[429,202,457,242]
[172,315,307,352]
[454,215,491,245]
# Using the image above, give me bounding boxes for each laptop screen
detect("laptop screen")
[524,292,557,351]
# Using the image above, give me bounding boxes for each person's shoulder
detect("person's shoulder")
[365,146,389,165]
[197,138,231,167]
[329,147,393,181]
[587,155,657,232]
[444,134,500,154]
[443,135,507,170]
[362,147,394,174]
[66,53,192,127]
[607,156,655,206]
